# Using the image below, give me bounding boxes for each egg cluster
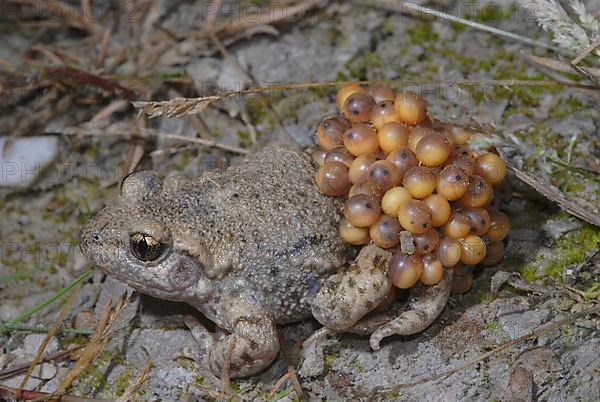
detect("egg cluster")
[313,83,511,294]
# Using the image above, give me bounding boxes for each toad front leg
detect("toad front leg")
[199,298,280,378]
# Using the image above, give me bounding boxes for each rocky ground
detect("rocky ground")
[0,1,599,401]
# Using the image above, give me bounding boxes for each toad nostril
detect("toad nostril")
[93,234,100,241]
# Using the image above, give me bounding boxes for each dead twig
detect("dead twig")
[505,164,600,227]
[52,123,250,155]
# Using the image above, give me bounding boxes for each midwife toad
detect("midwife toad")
[80,146,452,378]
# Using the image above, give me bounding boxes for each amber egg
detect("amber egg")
[348,153,378,184]
[343,92,376,123]
[339,219,370,245]
[463,207,491,236]
[370,215,402,248]
[407,127,436,153]
[481,237,504,266]
[403,166,437,199]
[420,254,445,285]
[369,83,396,103]
[413,228,440,255]
[448,126,473,145]
[324,147,355,168]
[381,186,412,217]
[474,152,507,185]
[452,272,473,294]
[458,175,493,208]
[371,100,401,129]
[317,115,351,151]
[494,178,512,203]
[487,210,510,242]
[386,148,418,178]
[422,194,452,227]
[445,154,475,176]
[378,122,410,153]
[367,160,402,193]
[315,162,350,196]
[397,199,432,234]
[344,124,379,156]
[415,133,451,167]
[311,147,327,166]
[349,181,384,199]
[395,92,427,125]
[450,144,473,160]
[437,236,462,267]
[452,263,473,276]
[336,83,366,109]
[388,252,424,289]
[436,165,470,201]
[443,209,471,239]
[344,194,382,228]
[459,234,487,265]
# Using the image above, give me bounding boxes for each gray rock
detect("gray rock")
[0,136,59,189]
[31,362,57,380]
[498,304,551,339]
[23,334,58,358]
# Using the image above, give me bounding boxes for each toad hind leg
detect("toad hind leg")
[301,263,452,377]
[353,269,453,350]
[311,244,393,331]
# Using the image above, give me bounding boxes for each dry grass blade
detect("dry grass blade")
[522,53,600,80]
[376,305,599,393]
[53,122,250,155]
[354,0,562,51]
[572,38,600,65]
[507,164,600,227]
[16,280,82,398]
[0,345,85,381]
[132,79,600,118]
[49,295,130,401]
[132,98,213,118]
[115,356,153,402]
[8,0,101,32]
[0,385,111,402]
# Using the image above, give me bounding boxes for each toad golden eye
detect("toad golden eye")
[130,233,168,262]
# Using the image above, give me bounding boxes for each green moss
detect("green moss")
[114,368,133,397]
[352,361,365,373]
[543,225,600,281]
[324,351,337,372]
[343,51,384,80]
[469,3,517,23]
[406,22,439,44]
[521,264,538,283]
